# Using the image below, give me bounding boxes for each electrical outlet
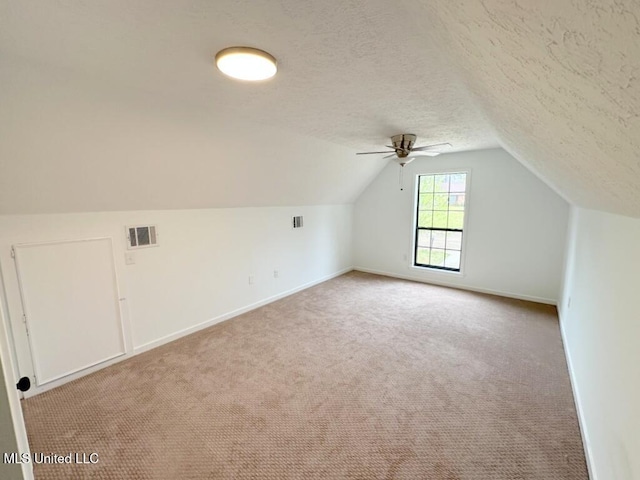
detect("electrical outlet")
[125,252,135,265]
[273,270,279,278]
[248,275,255,285]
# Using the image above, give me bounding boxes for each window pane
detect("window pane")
[129,228,137,247]
[448,212,464,229]
[431,230,446,249]
[433,193,448,210]
[417,211,433,228]
[416,247,431,265]
[448,193,465,211]
[418,193,434,210]
[444,250,461,269]
[433,211,448,229]
[430,249,445,267]
[446,231,462,250]
[419,175,434,192]
[417,230,431,247]
[449,173,467,193]
[434,174,450,192]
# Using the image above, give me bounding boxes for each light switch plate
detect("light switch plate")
[125,252,135,265]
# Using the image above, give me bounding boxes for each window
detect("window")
[414,172,467,271]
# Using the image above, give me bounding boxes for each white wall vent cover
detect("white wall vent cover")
[126,225,158,249]
[292,216,304,228]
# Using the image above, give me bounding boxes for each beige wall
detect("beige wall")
[354,148,569,303]
[560,207,640,480]
[0,205,353,396]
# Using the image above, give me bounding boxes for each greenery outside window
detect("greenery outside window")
[414,172,467,271]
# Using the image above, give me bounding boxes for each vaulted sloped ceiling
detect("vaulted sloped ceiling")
[0,0,496,214]
[404,0,640,217]
[1,1,638,215]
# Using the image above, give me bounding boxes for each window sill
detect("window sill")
[410,264,465,277]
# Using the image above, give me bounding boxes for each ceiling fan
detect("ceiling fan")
[357,134,452,190]
[357,134,452,167]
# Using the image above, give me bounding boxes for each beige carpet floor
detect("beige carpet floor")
[22,271,588,479]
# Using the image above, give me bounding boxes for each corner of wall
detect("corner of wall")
[557,304,598,480]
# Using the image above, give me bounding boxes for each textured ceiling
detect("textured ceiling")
[0,0,496,214]
[1,0,639,215]
[403,0,640,217]
[0,0,497,152]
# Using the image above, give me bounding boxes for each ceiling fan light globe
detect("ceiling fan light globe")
[394,157,415,167]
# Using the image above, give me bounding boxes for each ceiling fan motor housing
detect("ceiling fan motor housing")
[391,134,416,157]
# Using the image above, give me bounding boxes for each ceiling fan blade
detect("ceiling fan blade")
[356,151,396,155]
[383,154,397,159]
[411,142,452,152]
[411,151,441,157]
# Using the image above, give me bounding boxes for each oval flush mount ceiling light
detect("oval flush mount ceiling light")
[215,47,277,81]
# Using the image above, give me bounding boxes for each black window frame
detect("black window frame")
[413,172,468,272]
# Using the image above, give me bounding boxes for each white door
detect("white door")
[0,295,33,479]
[13,238,125,386]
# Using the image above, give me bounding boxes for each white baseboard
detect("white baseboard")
[133,267,353,355]
[354,267,557,305]
[558,312,597,480]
